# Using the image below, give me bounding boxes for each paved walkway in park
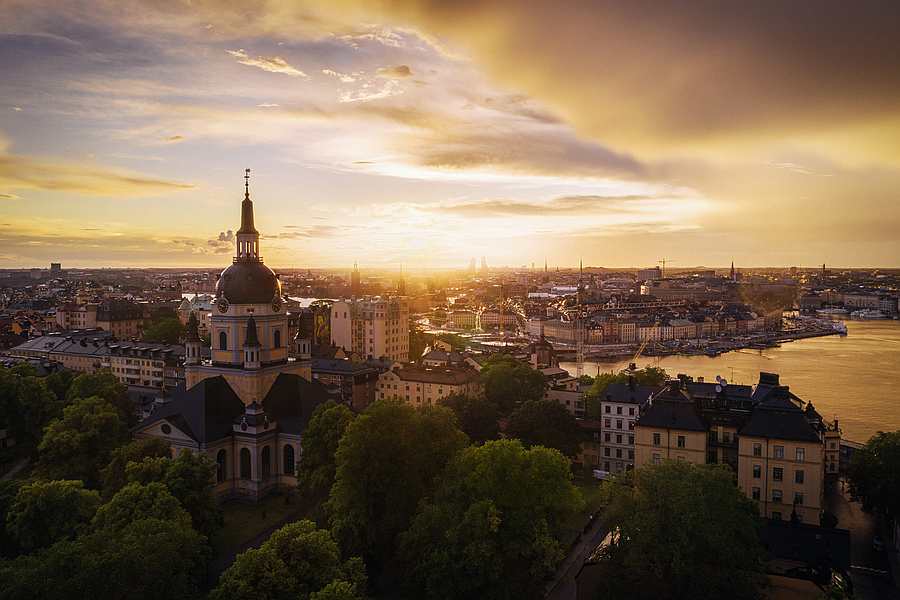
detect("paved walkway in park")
[545,516,609,600]
[826,480,898,600]
[0,457,29,482]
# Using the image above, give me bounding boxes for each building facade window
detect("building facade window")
[772,489,783,503]
[616,419,623,430]
[677,435,686,448]
[261,446,272,478]
[653,432,661,447]
[219,331,228,351]
[283,445,295,475]
[796,448,805,463]
[274,330,281,348]
[652,453,661,465]
[240,448,251,479]
[773,467,783,481]
[753,464,761,478]
[794,492,804,505]
[604,418,611,428]
[795,470,804,484]
[216,449,227,483]
[752,487,761,500]
[774,445,784,459]
[752,443,762,457]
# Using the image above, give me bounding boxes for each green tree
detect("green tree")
[848,430,900,519]
[0,480,21,558]
[0,517,207,600]
[142,316,185,345]
[298,400,356,504]
[92,482,188,532]
[594,461,766,600]
[125,452,223,538]
[399,439,584,600]
[36,396,129,488]
[210,520,367,600]
[0,367,66,448]
[6,480,101,552]
[66,371,136,427]
[585,366,667,418]
[326,401,468,581]
[44,369,75,404]
[101,437,172,498]
[506,399,582,457]
[480,354,545,414]
[439,393,499,443]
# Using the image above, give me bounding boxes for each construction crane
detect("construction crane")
[657,258,676,278]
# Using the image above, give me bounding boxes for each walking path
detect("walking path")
[545,516,609,600]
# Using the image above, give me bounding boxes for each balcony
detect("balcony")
[708,432,738,448]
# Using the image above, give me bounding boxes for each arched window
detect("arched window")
[216,449,227,483]
[240,448,251,479]
[219,331,228,351]
[261,446,271,478]
[283,445,295,476]
[274,330,281,348]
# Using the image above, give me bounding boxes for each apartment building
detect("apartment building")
[311,358,382,411]
[635,373,840,524]
[377,363,481,407]
[55,300,145,338]
[330,297,409,362]
[599,379,659,473]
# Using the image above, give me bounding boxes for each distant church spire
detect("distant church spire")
[730,260,736,281]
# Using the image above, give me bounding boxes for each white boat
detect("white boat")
[850,309,887,320]
[832,321,848,335]
[817,307,849,316]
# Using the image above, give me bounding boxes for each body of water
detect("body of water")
[560,320,900,443]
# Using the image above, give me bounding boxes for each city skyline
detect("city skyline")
[3,2,900,269]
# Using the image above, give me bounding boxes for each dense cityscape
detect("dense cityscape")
[3,3,900,600]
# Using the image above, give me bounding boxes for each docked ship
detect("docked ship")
[850,309,887,320]
[816,307,849,317]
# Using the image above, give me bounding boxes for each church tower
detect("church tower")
[184,169,311,404]
[184,312,201,366]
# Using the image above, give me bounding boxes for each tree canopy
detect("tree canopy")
[439,393,499,443]
[400,439,583,600]
[91,481,189,532]
[125,451,222,538]
[326,400,468,582]
[848,430,900,519]
[142,316,185,345]
[6,479,100,552]
[298,400,356,504]
[506,399,582,457]
[479,354,545,414]
[594,461,766,600]
[65,371,136,427]
[101,437,172,498]
[0,366,65,447]
[36,395,129,488]
[210,520,366,600]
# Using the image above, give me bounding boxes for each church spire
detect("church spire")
[236,168,260,261]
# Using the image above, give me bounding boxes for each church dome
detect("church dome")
[216,261,281,305]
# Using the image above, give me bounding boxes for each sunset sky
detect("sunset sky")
[2,1,899,269]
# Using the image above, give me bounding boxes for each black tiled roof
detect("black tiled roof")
[139,376,244,443]
[262,373,331,434]
[604,382,658,404]
[739,398,821,443]
[638,399,706,432]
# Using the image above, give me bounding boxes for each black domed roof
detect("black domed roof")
[216,261,282,304]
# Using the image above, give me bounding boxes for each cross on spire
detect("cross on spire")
[244,168,251,199]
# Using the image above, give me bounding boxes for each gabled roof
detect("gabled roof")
[262,373,331,434]
[138,376,244,443]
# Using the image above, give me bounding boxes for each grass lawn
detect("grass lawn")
[211,491,313,557]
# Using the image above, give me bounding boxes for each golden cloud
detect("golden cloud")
[226,49,308,77]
